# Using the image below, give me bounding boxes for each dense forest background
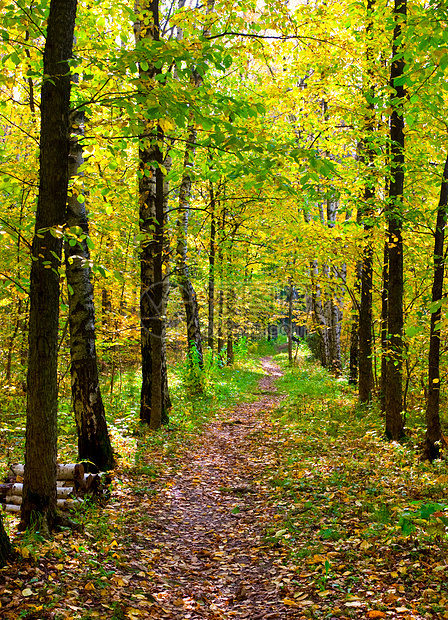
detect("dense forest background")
[0,0,448,534]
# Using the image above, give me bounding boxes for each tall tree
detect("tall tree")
[20,0,78,532]
[424,154,448,461]
[384,0,406,440]
[65,107,115,472]
[175,79,204,369]
[207,180,216,351]
[135,0,171,429]
[358,0,376,403]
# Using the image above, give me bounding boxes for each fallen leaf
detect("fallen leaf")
[367,612,386,619]
[22,589,33,597]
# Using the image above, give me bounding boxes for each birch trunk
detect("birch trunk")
[176,115,203,368]
[65,109,115,472]
[136,0,171,428]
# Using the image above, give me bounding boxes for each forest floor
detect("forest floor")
[1,351,448,620]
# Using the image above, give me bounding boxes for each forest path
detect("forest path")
[127,356,301,619]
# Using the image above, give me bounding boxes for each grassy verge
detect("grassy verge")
[262,346,448,618]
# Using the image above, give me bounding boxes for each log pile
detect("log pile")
[0,463,108,514]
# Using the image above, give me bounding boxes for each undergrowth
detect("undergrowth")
[264,346,448,571]
[0,338,272,537]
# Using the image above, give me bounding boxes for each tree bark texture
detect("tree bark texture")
[287,280,293,364]
[325,199,342,375]
[303,209,329,366]
[217,207,226,358]
[175,10,205,368]
[207,182,216,351]
[20,0,78,533]
[358,2,376,401]
[136,0,171,428]
[380,240,389,413]
[424,154,448,460]
[65,109,114,472]
[0,514,12,567]
[348,262,361,385]
[385,0,406,440]
[176,117,204,369]
[309,259,329,366]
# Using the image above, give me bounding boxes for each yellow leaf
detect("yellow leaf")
[283,597,300,606]
[110,540,118,547]
[367,612,386,619]
[84,582,95,591]
[20,547,30,559]
[55,564,64,570]
[158,118,175,133]
[22,589,33,597]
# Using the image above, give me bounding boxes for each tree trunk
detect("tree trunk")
[20,0,78,533]
[136,0,171,428]
[310,259,329,366]
[287,279,293,364]
[226,286,234,366]
[358,184,374,401]
[0,514,12,567]
[176,118,203,368]
[385,0,406,440]
[424,154,448,460]
[175,9,205,369]
[326,199,342,375]
[348,262,361,385]
[208,182,216,351]
[217,207,226,358]
[380,240,389,413]
[358,2,376,401]
[65,109,115,472]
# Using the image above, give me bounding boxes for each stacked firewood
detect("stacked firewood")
[0,463,107,514]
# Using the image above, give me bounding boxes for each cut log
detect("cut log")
[2,504,20,513]
[0,483,74,499]
[56,498,83,509]
[2,498,83,511]
[4,495,21,506]
[9,463,84,481]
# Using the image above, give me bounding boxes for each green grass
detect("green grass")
[0,338,269,480]
[261,344,448,560]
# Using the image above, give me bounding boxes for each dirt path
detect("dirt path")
[127,357,301,619]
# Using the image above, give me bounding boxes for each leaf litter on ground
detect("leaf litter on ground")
[1,349,448,619]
